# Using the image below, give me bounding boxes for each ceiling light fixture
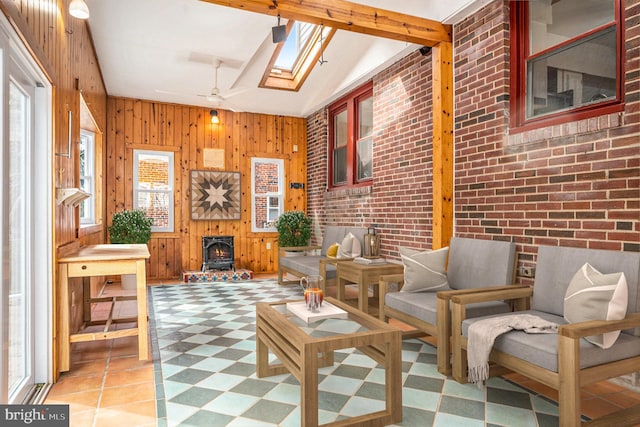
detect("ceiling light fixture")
[69,0,90,19]
[210,110,220,124]
[272,14,287,43]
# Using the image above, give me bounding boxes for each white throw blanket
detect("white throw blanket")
[467,314,558,388]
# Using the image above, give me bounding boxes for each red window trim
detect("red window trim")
[509,0,625,134]
[327,81,373,190]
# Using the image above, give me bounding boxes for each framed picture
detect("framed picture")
[190,170,241,220]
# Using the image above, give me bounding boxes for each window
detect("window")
[79,130,95,225]
[260,20,336,91]
[133,150,174,232]
[251,158,284,232]
[328,82,373,189]
[510,0,623,130]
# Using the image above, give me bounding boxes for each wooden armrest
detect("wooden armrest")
[437,285,529,301]
[450,286,533,305]
[559,312,640,339]
[379,274,405,294]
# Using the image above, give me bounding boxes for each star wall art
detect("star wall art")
[190,170,241,220]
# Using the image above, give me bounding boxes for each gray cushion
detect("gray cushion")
[322,227,346,256]
[386,291,511,325]
[564,263,628,349]
[446,237,516,290]
[462,310,640,372]
[320,227,367,256]
[531,246,640,337]
[280,256,337,280]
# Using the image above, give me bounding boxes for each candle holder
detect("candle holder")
[363,227,381,258]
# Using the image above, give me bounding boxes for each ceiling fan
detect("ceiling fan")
[198,59,244,111]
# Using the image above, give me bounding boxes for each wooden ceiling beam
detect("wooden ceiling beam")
[199,0,451,46]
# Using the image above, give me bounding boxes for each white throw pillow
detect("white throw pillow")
[564,263,628,349]
[399,246,449,292]
[337,232,361,258]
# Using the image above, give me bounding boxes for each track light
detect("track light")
[272,14,287,43]
[69,0,90,19]
[210,110,220,124]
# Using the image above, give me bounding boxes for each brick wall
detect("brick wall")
[454,0,639,280]
[307,51,435,252]
[306,0,639,270]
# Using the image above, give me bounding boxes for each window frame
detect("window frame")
[133,149,174,233]
[509,0,624,133]
[327,81,374,190]
[251,157,284,233]
[260,20,336,92]
[79,129,95,225]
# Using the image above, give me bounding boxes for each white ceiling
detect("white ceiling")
[85,0,489,117]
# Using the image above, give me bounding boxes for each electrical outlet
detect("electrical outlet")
[518,266,536,278]
[266,242,272,250]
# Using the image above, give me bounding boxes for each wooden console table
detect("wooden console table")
[57,244,150,372]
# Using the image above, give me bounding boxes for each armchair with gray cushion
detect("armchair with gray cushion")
[450,245,640,427]
[278,226,367,287]
[378,237,520,375]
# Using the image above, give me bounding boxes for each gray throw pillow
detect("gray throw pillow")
[399,246,449,292]
[564,262,628,349]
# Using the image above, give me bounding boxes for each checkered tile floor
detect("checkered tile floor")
[149,280,566,426]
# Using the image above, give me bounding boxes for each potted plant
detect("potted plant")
[275,210,312,251]
[108,209,153,289]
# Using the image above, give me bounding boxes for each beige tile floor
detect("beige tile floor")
[45,276,640,426]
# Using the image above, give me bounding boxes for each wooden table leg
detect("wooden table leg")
[136,259,149,360]
[386,332,403,423]
[337,276,346,302]
[58,264,70,372]
[358,272,368,314]
[301,344,319,427]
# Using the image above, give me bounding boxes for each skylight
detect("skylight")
[260,20,336,92]
[273,22,315,71]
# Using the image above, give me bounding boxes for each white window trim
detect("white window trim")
[133,149,174,233]
[251,157,284,233]
[79,129,95,225]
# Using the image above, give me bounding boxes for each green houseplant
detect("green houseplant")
[108,209,153,244]
[275,210,312,248]
[108,209,153,289]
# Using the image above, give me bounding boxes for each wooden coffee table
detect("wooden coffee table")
[336,261,404,315]
[256,297,402,427]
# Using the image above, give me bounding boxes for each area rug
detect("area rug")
[149,279,568,427]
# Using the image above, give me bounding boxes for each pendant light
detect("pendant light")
[69,0,90,20]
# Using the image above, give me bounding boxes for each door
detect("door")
[0,15,53,404]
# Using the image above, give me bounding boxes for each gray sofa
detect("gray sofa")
[450,245,640,426]
[379,237,519,375]
[278,226,367,286]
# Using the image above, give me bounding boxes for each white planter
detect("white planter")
[121,274,138,290]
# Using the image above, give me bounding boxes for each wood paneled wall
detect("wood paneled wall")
[106,98,307,279]
[0,0,108,246]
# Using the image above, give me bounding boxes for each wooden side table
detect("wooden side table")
[57,244,150,372]
[336,261,404,315]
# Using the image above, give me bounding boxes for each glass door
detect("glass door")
[0,14,53,404]
[7,78,32,403]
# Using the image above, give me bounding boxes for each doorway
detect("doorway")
[0,14,53,404]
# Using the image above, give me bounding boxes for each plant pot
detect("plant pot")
[121,274,138,290]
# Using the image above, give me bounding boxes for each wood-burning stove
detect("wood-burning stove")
[201,236,235,271]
